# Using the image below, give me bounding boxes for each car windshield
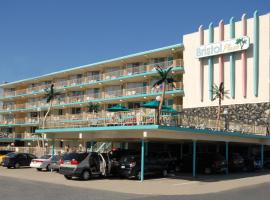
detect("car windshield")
[40,155,51,159]
[5,153,17,158]
[0,150,13,155]
[63,153,88,162]
[120,155,138,163]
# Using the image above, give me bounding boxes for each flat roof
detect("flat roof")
[1,43,183,88]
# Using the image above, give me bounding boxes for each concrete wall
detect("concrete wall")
[183,13,270,108]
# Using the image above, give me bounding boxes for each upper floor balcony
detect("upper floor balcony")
[1,59,184,99]
[0,84,183,113]
[0,117,39,126]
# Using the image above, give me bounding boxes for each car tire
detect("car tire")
[46,165,50,171]
[64,175,72,180]
[81,170,91,180]
[14,162,20,169]
[7,166,11,169]
[162,169,168,177]
[36,168,42,171]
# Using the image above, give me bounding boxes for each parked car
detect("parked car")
[228,153,245,172]
[180,153,227,174]
[30,154,61,171]
[241,154,262,172]
[118,151,175,179]
[59,152,110,180]
[2,152,37,169]
[0,150,14,165]
[108,148,139,175]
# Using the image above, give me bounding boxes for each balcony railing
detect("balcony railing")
[1,59,183,99]
[0,117,39,125]
[41,108,180,129]
[0,85,183,112]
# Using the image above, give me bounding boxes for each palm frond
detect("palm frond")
[153,79,164,87]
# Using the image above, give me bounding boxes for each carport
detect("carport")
[36,125,270,181]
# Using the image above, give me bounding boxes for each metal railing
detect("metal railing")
[1,59,183,98]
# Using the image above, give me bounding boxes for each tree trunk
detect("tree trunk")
[157,82,166,125]
[216,97,222,130]
[42,101,53,148]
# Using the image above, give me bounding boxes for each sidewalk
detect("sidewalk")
[0,167,270,195]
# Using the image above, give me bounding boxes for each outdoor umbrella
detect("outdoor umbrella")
[141,101,171,110]
[107,104,130,112]
[141,100,160,108]
[161,107,178,113]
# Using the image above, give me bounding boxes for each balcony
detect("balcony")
[0,117,39,125]
[1,59,183,99]
[0,85,183,113]
[41,108,180,129]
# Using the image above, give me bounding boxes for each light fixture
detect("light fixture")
[120,80,123,82]
[79,133,83,139]
[143,97,146,99]
[143,131,148,138]
[156,96,161,101]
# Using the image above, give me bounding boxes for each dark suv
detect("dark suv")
[3,152,36,169]
[59,152,110,180]
[118,151,176,179]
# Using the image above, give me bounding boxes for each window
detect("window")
[30,127,37,133]
[128,102,141,109]
[71,107,81,114]
[30,112,38,118]
[58,109,63,116]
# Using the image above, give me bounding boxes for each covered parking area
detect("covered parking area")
[36,125,270,181]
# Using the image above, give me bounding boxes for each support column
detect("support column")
[225,142,229,175]
[261,144,264,168]
[192,141,197,177]
[90,141,94,152]
[141,139,145,182]
[145,141,148,157]
[52,140,55,157]
[180,143,183,160]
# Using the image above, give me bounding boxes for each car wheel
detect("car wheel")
[64,175,72,180]
[46,165,50,171]
[14,162,20,169]
[7,166,11,169]
[81,170,91,180]
[36,168,42,171]
[162,169,168,177]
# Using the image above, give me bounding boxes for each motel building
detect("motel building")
[0,11,270,179]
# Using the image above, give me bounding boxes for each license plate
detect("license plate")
[121,165,125,169]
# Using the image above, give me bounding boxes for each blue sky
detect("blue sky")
[0,0,269,83]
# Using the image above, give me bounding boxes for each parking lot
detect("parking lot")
[1,167,270,195]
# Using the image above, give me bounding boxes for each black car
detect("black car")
[180,153,227,174]
[3,152,37,169]
[228,153,245,172]
[59,152,110,180]
[108,148,139,175]
[118,151,175,179]
[242,154,262,171]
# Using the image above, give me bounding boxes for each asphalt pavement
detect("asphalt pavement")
[0,176,269,200]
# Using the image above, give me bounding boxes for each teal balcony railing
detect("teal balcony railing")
[1,59,183,99]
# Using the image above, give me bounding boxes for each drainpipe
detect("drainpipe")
[141,139,145,182]
[192,141,197,177]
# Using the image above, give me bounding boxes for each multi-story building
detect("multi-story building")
[0,44,184,148]
[0,11,270,178]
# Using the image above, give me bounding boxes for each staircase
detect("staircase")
[92,142,112,153]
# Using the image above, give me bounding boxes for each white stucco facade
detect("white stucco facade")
[183,12,270,108]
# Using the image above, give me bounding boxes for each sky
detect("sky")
[0,0,269,83]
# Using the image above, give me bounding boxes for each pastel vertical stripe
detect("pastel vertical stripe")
[253,10,259,97]
[208,23,214,100]
[199,25,204,102]
[229,17,235,98]
[219,20,224,84]
[242,14,247,98]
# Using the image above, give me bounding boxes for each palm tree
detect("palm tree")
[153,66,175,125]
[88,102,100,114]
[41,84,61,147]
[235,38,247,49]
[211,82,229,130]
